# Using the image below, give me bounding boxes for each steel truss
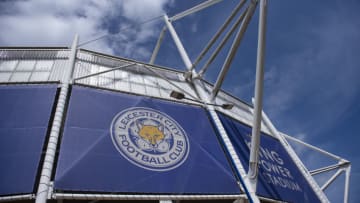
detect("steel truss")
[150,0,350,202]
[0,1,350,203]
[282,133,351,203]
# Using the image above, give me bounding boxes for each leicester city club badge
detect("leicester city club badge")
[110,107,190,171]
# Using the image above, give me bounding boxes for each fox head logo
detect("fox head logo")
[134,120,170,152]
[137,121,165,145]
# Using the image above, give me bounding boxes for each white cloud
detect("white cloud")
[0,0,172,60]
[262,9,360,138]
[120,0,169,20]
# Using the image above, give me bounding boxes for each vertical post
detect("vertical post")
[248,0,267,190]
[35,34,79,203]
[344,166,351,203]
[163,14,193,71]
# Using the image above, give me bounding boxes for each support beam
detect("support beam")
[191,0,246,71]
[53,193,245,200]
[0,194,34,202]
[150,26,167,64]
[35,34,79,203]
[247,0,267,191]
[321,169,344,191]
[170,0,223,21]
[248,0,267,191]
[344,166,351,203]
[198,7,248,77]
[310,161,350,176]
[282,133,342,161]
[142,64,199,101]
[163,14,193,71]
[210,1,257,100]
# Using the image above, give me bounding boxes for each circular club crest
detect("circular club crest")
[110,107,190,171]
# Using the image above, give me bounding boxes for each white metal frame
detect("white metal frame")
[247,0,267,190]
[170,0,223,22]
[198,6,248,77]
[210,0,257,100]
[163,1,260,202]
[152,0,349,202]
[260,110,330,203]
[53,193,245,201]
[0,194,34,202]
[192,0,247,71]
[35,34,79,203]
[281,132,351,203]
[150,26,167,64]
[0,1,351,202]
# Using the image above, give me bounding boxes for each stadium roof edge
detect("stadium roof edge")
[77,48,255,109]
[0,47,250,103]
[0,46,68,50]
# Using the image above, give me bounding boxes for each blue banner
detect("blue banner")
[0,84,57,196]
[217,112,321,202]
[54,86,240,194]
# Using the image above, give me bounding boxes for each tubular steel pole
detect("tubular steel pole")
[198,6,248,77]
[210,1,257,100]
[0,194,35,202]
[321,169,344,191]
[53,193,244,201]
[248,0,267,190]
[310,163,345,176]
[163,14,193,71]
[170,0,223,21]
[35,34,79,203]
[282,133,342,161]
[191,0,246,71]
[150,26,167,64]
[344,166,351,203]
[161,2,260,202]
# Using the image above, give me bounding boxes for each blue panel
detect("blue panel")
[217,113,321,203]
[0,84,57,196]
[54,86,240,194]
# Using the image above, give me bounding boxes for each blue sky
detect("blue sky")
[0,0,359,202]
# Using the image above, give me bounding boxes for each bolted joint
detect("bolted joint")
[248,161,259,179]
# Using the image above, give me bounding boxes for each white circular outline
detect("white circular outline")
[110,107,190,171]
